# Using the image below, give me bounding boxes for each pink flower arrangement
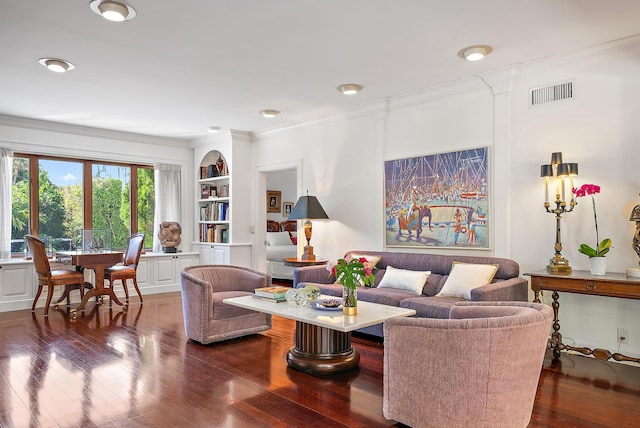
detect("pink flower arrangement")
[327,255,376,289]
[572,183,612,257]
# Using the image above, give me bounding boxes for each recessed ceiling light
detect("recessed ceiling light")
[90,0,137,22]
[207,126,221,133]
[458,45,493,61]
[259,109,280,118]
[337,84,363,95]
[38,58,76,73]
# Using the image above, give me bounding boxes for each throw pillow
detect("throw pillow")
[349,253,382,270]
[266,231,294,246]
[436,262,499,300]
[288,231,298,245]
[377,265,430,294]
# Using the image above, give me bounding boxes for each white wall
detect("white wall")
[510,46,640,356]
[251,40,640,357]
[253,113,378,262]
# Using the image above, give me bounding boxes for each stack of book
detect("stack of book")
[254,286,292,303]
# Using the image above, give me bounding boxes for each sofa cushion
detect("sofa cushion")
[349,253,382,269]
[436,262,499,300]
[400,296,462,318]
[212,291,256,320]
[422,273,445,296]
[357,287,419,307]
[378,266,430,294]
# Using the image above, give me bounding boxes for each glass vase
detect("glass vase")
[343,287,357,315]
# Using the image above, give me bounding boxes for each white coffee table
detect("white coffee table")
[223,295,416,374]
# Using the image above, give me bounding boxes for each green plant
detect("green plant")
[328,256,375,290]
[572,183,612,257]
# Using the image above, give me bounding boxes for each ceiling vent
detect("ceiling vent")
[529,81,573,107]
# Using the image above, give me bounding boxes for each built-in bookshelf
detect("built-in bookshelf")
[193,132,252,267]
[197,150,230,244]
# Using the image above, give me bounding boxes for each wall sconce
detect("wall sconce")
[287,192,329,261]
[540,152,578,273]
[628,193,640,277]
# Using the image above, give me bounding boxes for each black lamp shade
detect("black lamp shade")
[540,164,553,177]
[557,163,570,177]
[287,196,329,220]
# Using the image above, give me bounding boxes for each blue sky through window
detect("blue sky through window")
[39,159,82,186]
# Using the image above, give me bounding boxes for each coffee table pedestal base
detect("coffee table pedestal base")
[286,321,360,374]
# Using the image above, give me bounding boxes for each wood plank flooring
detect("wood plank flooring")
[0,291,639,427]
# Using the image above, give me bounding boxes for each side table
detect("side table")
[283,257,328,268]
[525,269,640,364]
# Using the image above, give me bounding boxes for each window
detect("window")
[92,163,130,249]
[10,157,29,254]
[137,167,155,248]
[10,155,154,255]
[39,159,83,251]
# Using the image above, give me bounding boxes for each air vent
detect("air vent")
[529,81,573,107]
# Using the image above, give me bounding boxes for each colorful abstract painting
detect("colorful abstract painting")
[384,147,489,249]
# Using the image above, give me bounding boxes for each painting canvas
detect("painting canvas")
[384,147,489,249]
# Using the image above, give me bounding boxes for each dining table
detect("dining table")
[56,250,124,313]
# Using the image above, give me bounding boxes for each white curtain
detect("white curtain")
[0,149,14,260]
[153,163,182,252]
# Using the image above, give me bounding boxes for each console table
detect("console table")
[525,269,640,364]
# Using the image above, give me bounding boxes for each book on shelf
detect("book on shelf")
[199,202,229,221]
[254,286,292,300]
[200,184,210,199]
[199,224,229,243]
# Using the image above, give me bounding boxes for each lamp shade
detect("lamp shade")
[540,164,553,177]
[557,163,570,177]
[288,196,329,220]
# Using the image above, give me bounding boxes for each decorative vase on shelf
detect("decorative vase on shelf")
[343,287,357,315]
[589,257,606,275]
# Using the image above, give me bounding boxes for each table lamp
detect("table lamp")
[287,192,329,260]
[540,152,578,273]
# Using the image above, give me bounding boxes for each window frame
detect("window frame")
[13,153,153,253]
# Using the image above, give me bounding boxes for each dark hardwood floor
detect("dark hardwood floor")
[1,291,639,428]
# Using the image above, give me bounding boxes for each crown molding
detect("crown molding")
[509,33,640,80]
[0,114,186,147]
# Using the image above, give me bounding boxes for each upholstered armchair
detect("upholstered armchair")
[180,265,272,344]
[383,301,552,428]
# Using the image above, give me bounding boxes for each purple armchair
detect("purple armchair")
[180,265,272,344]
[383,301,552,428]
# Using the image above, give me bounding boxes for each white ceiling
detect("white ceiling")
[1,1,639,140]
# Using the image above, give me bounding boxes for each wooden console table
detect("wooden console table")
[525,269,640,364]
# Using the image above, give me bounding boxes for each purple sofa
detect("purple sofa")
[294,250,528,337]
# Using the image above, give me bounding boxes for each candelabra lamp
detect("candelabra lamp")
[628,193,640,278]
[540,152,579,273]
[287,192,329,261]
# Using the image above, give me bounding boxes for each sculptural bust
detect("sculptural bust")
[158,221,182,253]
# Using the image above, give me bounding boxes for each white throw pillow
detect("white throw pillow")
[378,265,430,294]
[266,231,294,246]
[436,262,499,300]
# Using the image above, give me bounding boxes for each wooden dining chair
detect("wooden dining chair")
[26,235,87,316]
[104,233,145,305]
